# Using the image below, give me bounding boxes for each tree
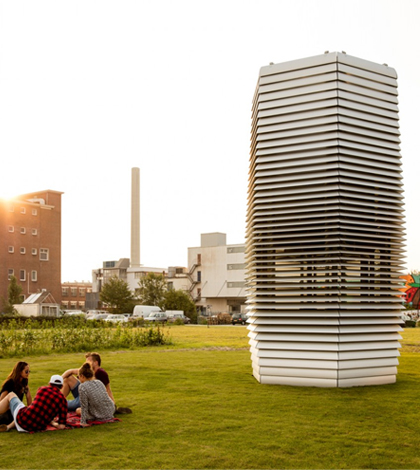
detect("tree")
[100,276,134,314]
[163,289,197,322]
[137,273,167,308]
[2,276,23,315]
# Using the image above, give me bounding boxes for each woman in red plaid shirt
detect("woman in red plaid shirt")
[0,375,67,432]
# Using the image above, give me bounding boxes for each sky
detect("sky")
[1,0,419,282]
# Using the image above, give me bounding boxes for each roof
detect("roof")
[23,291,57,305]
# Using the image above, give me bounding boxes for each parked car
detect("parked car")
[86,310,107,319]
[132,305,162,319]
[167,313,191,324]
[105,314,128,323]
[87,313,109,321]
[231,313,247,325]
[144,312,168,323]
[63,310,86,317]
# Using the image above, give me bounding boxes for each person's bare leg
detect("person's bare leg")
[6,420,15,431]
[0,393,17,431]
[0,392,16,414]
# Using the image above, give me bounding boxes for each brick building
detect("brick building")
[61,281,92,311]
[0,190,62,307]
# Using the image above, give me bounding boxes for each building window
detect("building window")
[167,282,174,290]
[20,270,26,281]
[32,229,38,236]
[197,271,201,282]
[227,246,245,254]
[8,246,14,253]
[40,248,49,261]
[8,226,14,233]
[20,207,26,214]
[62,287,68,297]
[227,263,246,270]
[227,281,246,288]
[31,270,37,282]
[20,247,26,255]
[32,248,37,255]
[79,288,86,296]
[8,269,14,280]
[20,227,26,234]
[32,209,37,216]
[71,288,77,297]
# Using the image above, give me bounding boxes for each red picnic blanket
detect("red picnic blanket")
[28,411,120,433]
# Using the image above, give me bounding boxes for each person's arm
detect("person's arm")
[105,383,115,403]
[0,391,7,401]
[79,385,89,425]
[24,386,32,405]
[61,368,79,379]
[50,421,66,430]
[57,395,68,428]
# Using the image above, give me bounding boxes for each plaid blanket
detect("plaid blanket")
[28,411,120,433]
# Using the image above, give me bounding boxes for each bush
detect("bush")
[0,318,172,358]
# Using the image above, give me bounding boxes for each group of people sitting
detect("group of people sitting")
[0,352,117,432]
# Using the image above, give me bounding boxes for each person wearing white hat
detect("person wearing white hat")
[0,374,67,432]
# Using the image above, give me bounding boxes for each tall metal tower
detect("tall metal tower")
[246,52,405,387]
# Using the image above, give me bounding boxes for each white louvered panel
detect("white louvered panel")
[251,354,339,370]
[338,366,398,379]
[338,375,396,387]
[260,375,338,387]
[259,367,339,380]
[255,349,339,360]
[339,349,400,360]
[247,52,404,387]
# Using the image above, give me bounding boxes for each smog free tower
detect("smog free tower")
[246,52,405,387]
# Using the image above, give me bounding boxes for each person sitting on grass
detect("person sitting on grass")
[76,363,116,427]
[0,361,33,432]
[61,351,115,411]
[0,375,67,433]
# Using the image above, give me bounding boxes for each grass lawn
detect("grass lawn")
[0,325,419,469]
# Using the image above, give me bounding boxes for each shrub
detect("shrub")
[0,319,171,358]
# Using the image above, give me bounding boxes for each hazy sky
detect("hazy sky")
[1,0,419,282]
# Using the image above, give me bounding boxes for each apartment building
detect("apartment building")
[0,190,62,307]
[61,281,92,311]
[187,233,246,315]
[89,258,166,309]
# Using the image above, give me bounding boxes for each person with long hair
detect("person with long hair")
[76,362,115,427]
[0,361,32,431]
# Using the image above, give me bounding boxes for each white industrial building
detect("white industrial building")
[187,233,246,315]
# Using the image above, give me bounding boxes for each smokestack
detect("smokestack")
[131,167,140,267]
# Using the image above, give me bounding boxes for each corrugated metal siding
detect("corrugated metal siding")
[246,52,405,388]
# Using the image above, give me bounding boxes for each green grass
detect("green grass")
[0,325,419,469]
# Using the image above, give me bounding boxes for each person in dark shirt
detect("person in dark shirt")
[61,352,115,411]
[0,361,32,431]
[0,375,67,432]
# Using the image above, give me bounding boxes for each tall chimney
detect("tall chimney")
[131,167,140,267]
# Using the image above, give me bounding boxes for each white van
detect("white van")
[165,310,184,319]
[132,305,162,318]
